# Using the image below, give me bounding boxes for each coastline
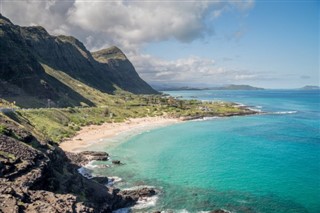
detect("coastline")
[59,106,259,212]
[59,116,181,153]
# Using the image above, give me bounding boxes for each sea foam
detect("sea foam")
[107,176,122,186]
[272,111,298,114]
[77,167,93,179]
[132,195,159,209]
[112,207,130,213]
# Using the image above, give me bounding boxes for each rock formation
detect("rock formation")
[0,114,157,212]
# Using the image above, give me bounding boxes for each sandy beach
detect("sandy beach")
[59,116,181,152]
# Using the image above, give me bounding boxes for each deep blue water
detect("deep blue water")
[91,90,320,213]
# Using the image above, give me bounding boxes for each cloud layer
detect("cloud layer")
[1,0,255,85]
[2,0,254,48]
[129,53,275,85]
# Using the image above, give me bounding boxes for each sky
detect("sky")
[1,0,319,89]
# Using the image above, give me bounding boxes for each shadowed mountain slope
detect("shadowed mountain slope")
[92,46,157,94]
[0,14,157,108]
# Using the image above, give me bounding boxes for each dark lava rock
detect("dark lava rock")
[210,210,229,213]
[0,115,141,212]
[79,151,109,161]
[66,151,109,166]
[91,176,109,185]
[112,160,121,165]
[120,187,157,200]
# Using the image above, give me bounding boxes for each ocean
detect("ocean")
[89,90,320,213]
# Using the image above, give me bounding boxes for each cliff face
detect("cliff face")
[92,47,156,94]
[0,14,157,108]
[0,113,143,212]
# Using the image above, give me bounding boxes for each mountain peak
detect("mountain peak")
[92,46,127,63]
[0,14,13,25]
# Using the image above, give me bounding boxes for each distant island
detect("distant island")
[299,85,320,90]
[161,84,264,91]
[212,84,265,90]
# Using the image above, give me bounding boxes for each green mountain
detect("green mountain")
[0,14,157,108]
[92,46,156,94]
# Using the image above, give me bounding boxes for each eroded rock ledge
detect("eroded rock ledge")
[66,151,109,166]
[0,115,157,212]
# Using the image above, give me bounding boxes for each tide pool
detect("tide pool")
[90,90,320,213]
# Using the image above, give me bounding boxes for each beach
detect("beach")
[59,116,181,152]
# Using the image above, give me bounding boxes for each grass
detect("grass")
[0,150,16,161]
[0,124,8,135]
[16,94,252,143]
[42,63,117,106]
[0,98,18,108]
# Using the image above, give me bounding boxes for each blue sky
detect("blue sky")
[1,0,319,88]
[142,1,319,88]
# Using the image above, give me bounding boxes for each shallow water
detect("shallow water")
[90,90,320,213]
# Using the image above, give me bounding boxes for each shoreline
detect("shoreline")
[60,106,259,153]
[59,108,259,211]
[59,116,181,153]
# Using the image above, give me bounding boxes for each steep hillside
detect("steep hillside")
[0,112,157,212]
[92,46,157,94]
[0,14,157,108]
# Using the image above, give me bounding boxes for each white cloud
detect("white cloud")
[1,0,75,35]
[127,52,275,85]
[1,0,257,85]
[66,1,217,50]
[1,0,254,51]
[129,53,232,83]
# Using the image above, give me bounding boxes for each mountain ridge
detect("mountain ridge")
[0,14,157,108]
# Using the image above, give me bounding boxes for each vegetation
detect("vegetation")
[92,46,127,62]
[10,94,253,143]
[0,124,8,135]
[0,15,255,144]
[0,98,17,108]
[0,150,16,161]
[0,14,156,109]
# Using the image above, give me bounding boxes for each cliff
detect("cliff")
[92,46,156,94]
[0,112,155,212]
[0,14,157,108]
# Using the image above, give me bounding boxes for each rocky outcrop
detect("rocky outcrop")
[120,187,157,200]
[0,114,157,212]
[210,210,229,213]
[0,182,95,213]
[112,160,121,165]
[66,151,109,166]
[79,151,109,161]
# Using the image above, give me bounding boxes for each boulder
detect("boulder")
[112,160,121,165]
[91,176,109,185]
[210,210,229,213]
[120,187,157,200]
[79,151,109,161]
[66,151,109,166]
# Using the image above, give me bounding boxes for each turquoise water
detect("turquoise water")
[91,90,320,213]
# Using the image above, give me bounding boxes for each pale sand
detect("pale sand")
[59,116,181,153]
